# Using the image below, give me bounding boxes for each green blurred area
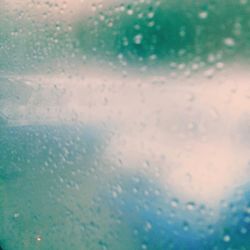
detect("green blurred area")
[0,0,250,72]
[0,0,250,70]
[76,0,250,65]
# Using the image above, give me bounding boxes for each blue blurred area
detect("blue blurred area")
[107,172,250,249]
[1,125,250,249]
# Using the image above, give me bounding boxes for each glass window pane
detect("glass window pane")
[1,1,250,249]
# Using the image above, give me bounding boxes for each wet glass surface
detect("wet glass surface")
[1,0,250,249]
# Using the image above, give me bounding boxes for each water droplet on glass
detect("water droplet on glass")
[223,235,231,242]
[134,34,143,45]
[13,213,20,218]
[240,227,247,234]
[171,198,179,208]
[216,62,224,70]
[36,236,42,241]
[224,37,235,47]
[147,12,154,19]
[186,201,195,211]
[204,68,215,78]
[144,221,152,231]
[199,11,208,19]
[183,221,189,231]
[127,8,133,15]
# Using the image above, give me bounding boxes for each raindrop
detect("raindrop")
[148,21,155,27]
[149,54,157,61]
[223,235,231,242]
[171,198,179,208]
[208,225,215,234]
[204,68,215,78]
[216,62,224,70]
[123,37,129,46]
[224,37,235,47]
[147,12,154,19]
[134,34,143,45]
[240,227,247,234]
[186,201,195,211]
[198,11,208,19]
[13,213,20,218]
[144,221,152,231]
[127,7,134,15]
[245,206,250,214]
[98,240,108,250]
[36,236,42,242]
[183,221,189,231]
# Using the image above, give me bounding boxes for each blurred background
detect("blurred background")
[1,0,250,249]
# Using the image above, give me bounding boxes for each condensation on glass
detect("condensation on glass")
[0,0,250,249]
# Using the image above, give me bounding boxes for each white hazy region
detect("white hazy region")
[4,63,250,210]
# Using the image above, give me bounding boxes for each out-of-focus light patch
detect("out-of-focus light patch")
[165,142,247,206]
[107,125,249,209]
[102,65,250,209]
